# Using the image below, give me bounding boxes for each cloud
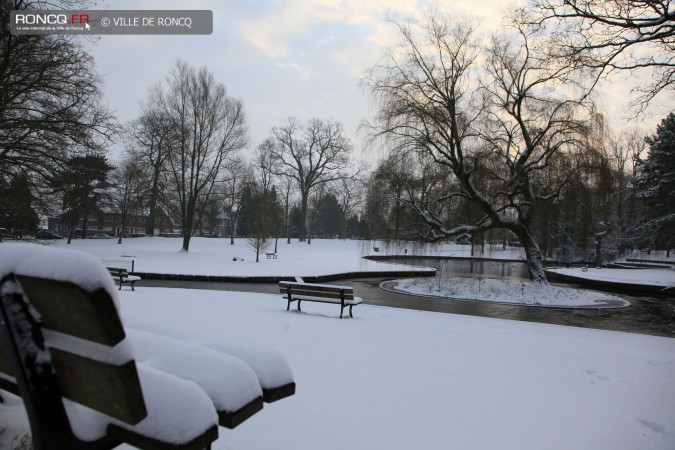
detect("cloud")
[277,62,313,79]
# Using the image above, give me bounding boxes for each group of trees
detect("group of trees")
[360,2,675,283]
[1,0,673,279]
[0,0,116,241]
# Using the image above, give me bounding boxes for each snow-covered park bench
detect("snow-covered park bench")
[265,252,278,259]
[279,280,362,318]
[0,244,295,450]
[107,267,141,291]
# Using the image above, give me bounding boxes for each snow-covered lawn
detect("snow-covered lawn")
[548,267,675,287]
[1,242,674,449]
[4,287,673,450]
[37,237,433,277]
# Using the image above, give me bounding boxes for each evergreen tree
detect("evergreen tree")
[0,174,39,239]
[50,154,114,243]
[638,113,675,252]
[236,184,254,237]
[314,194,344,238]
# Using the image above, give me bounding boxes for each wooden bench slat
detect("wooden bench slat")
[282,290,354,301]
[50,348,147,424]
[17,275,126,347]
[279,282,348,294]
[1,275,148,424]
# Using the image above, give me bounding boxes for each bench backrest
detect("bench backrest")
[108,267,130,278]
[278,281,355,301]
[0,273,147,425]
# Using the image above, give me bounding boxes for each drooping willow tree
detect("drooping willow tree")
[363,11,596,284]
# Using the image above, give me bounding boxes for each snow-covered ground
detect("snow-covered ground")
[3,287,674,450]
[1,241,674,449]
[548,267,675,287]
[31,237,434,277]
[389,277,631,307]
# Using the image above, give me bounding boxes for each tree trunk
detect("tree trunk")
[181,233,190,252]
[518,228,548,285]
[117,219,125,244]
[595,237,602,267]
[299,193,308,242]
[147,179,159,237]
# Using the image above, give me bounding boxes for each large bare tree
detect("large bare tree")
[157,61,248,252]
[363,13,593,284]
[268,118,352,242]
[109,157,148,244]
[126,101,175,236]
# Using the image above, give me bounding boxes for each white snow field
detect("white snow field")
[0,239,674,450]
[36,237,434,277]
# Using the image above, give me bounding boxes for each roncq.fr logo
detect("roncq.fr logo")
[14,13,90,26]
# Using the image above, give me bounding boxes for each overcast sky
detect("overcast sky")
[87,0,673,164]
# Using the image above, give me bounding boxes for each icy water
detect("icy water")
[393,257,536,279]
[141,274,675,338]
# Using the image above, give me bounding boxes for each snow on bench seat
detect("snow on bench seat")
[122,319,296,403]
[126,329,264,429]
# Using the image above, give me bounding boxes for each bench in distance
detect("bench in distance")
[279,281,362,318]
[108,267,141,291]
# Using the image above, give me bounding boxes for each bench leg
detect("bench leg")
[131,281,135,292]
[297,300,302,312]
[340,304,345,319]
[349,305,354,318]
[118,277,122,290]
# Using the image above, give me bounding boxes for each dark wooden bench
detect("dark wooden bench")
[265,253,277,259]
[108,267,141,291]
[279,281,363,318]
[0,256,295,449]
[0,273,218,450]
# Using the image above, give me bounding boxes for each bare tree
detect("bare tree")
[0,0,116,201]
[157,61,248,252]
[126,100,175,236]
[220,155,253,244]
[332,174,364,237]
[527,0,675,113]
[268,118,352,242]
[364,13,594,284]
[109,158,148,244]
[605,128,646,255]
[279,175,295,244]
